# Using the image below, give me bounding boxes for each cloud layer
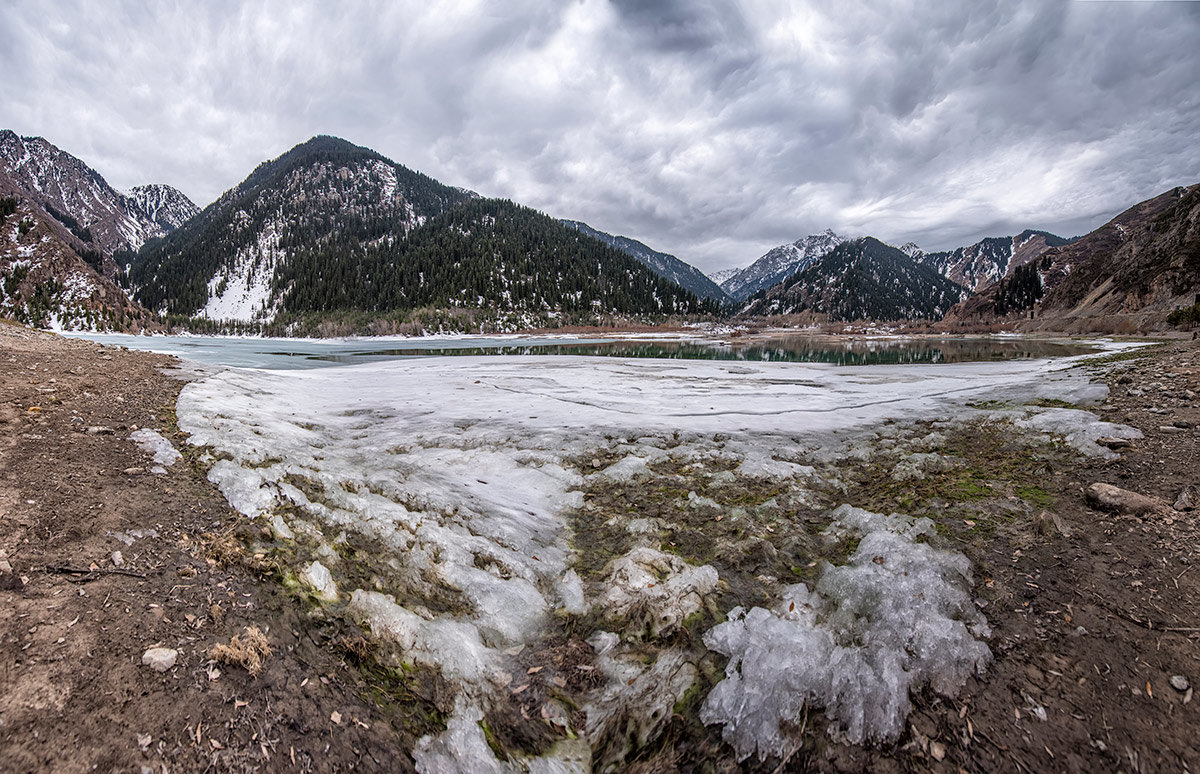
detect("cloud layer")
[3,0,1198,272]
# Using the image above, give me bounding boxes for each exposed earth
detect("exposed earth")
[0,320,1197,772]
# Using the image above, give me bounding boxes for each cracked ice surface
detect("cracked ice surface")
[174,350,1137,763]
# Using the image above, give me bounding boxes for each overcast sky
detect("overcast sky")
[2,1,1198,273]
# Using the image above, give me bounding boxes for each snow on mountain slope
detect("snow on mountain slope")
[128,184,200,231]
[720,230,846,301]
[0,130,190,255]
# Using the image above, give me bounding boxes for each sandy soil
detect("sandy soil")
[1,321,1197,772]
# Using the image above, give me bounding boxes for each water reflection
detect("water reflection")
[310,337,1096,367]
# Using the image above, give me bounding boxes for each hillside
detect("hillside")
[273,198,718,332]
[0,195,150,330]
[560,219,729,303]
[739,237,968,322]
[1028,184,1200,331]
[945,185,1197,331]
[130,136,716,333]
[719,230,845,301]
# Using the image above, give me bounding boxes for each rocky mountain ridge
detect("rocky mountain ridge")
[739,237,969,322]
[720,229,846,301]
[0,130,196,257]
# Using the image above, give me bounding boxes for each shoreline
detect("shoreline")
[1,321,1197,770]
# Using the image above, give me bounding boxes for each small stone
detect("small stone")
[136,733,152,750]
[123,467,144,475]
[86,426,114,435]
[1096,437,1133,450]
[1159,425,1186,434]
[929,741,946,761]
[1073,626,1089,637]
[1170,675,1190,692]
[1174,420,1195,429]
[1176,484,1200,512]
[141,647,178,672]
[111,551,124,568]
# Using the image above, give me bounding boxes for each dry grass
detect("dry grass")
[211,626,273,677]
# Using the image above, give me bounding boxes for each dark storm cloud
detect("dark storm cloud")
[2,0,1198,273]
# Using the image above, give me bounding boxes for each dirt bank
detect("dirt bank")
[1,321,1197,772]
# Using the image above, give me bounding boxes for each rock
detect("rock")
[299,561,339,602]
[1096,437,1133,450]
[1175,485,1199,512]
[1173,420,1195,429]
[123,467,144,475]
[1159,426,1186,434]
[86,426,114,435]
[111,551,124,568]
[1170,675,1190,692]
[1034,510,1071,537]
[1085,483,1171,517]
[0,557,11,574]
[141,647,178,672]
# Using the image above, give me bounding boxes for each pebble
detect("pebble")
[1158,426,1185,434]
[86,426,114,435]
[1096,437,1133,450]
[1171,675,1190,692]
[141,647,178,672]
[123,467,144,475]
[111,551,124,568]
[1173,420,1195,429]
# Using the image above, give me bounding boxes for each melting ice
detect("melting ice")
[175,348,1140,766]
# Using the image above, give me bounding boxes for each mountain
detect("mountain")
[274,198,717,332]
[739,237,969,322]
[130,135,471,321]
[559,219,728,303]
[130,136,716,333]
[0,194,150,331]
[0,130,194,259]
[946,185,1198,331]
[916,230,1071,293]
[719,229,845,301]
[1028,185,1200,331]
[127,184,199,232]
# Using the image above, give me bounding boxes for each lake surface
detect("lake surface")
[67,332,1099,370]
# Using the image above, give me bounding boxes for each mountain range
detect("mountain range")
[1,127,1197,335]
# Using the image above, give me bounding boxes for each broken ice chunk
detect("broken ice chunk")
[701,505,991,759]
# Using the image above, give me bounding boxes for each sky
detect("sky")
[2,1,1198,274]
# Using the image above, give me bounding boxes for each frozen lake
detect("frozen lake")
[67,331,1098,370]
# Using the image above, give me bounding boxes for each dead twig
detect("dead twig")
[40,564,147,583]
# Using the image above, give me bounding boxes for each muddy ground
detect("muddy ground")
[0,321,1197,772]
